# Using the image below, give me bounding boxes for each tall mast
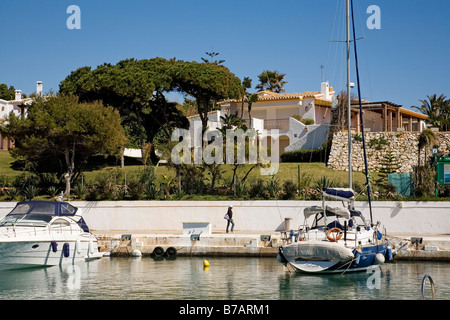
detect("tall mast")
[346,0,353,189]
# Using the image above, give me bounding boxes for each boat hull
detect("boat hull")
[277,241,390,274]
[0,237,102,271]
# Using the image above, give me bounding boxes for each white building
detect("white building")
[187,81,429,159]
[0,81,42,150]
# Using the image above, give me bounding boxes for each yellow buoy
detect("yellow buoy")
[203,259,210,268]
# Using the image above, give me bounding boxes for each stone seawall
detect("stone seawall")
[327,131,450,173]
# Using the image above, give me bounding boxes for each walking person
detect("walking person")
[225,205,235,233]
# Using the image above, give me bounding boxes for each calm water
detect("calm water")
[0,257,448,300]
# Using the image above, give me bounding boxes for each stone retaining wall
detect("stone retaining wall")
[327,131,450,173]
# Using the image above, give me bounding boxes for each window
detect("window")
[61,203,76,215]
[30,202,56,215]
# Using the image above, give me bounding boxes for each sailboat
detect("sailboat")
[277,0,393,273]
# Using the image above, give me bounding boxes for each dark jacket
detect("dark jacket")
[227,208,233,219]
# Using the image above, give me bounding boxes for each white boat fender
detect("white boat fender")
[51,240,58,253]
[76,240,82,254]
[132,249,142,257]
[63,243,70,258]
[374,252,385,265]
[89,240,95,255]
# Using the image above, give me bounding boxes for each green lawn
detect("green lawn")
[0,151,21,177]
[0,150,370,189]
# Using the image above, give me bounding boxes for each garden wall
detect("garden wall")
[327,131,450,173]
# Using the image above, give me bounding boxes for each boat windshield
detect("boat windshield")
[0,202,57,227]
[0,213,53,227]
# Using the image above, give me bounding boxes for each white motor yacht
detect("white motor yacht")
[0,200,103,270]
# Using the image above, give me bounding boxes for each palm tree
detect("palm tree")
[412,94,448,130]
[255,70,287,93]
[240,77,259,126]
[417,129,437,166]
[246,92,258,125]
[219,114,246,134]
[241,77,252,120]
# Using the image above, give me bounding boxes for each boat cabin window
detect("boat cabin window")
[21,214,53,226]
[29,202,56,215]
[9,203,32,215]
[61,203,76,215]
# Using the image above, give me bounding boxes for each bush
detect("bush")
[5,187,19,200]
[47,186,59,198]
[248,179,266,198]
[266,177,281,198]
[280,140,331,163]
[73,184,86,199]
[145,183,160,199]
[234,182,248,198]
[24,185,39,200]
[314,176,335,192]
[301,118,315,125]
[281,180,298,199]
[291,114,315,125]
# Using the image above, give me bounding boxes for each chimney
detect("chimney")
[15,90,22,101]
[36,81,43,96]
[321,81,330,100]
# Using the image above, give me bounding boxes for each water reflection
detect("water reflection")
[0,257,448,300]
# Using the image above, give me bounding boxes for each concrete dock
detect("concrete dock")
[93,230,450,261]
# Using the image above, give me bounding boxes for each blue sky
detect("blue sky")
[0,0,449,110]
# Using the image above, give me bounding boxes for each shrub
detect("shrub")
[5,187,19,200]
[266,177,281,198]
[248,179,266,198]
[234,182,248,198]
[145,183,160,199]
[281,180,298,200]
[368,136,389,150]
[314,176,335,192]
[280,140,331,163]
[85,186,100,201]
[47,186,59,198]
[24,185,39,200]
[73,184,86,199]
[127,181,145,200]
[291,114,314,125]
[301,118,315,125]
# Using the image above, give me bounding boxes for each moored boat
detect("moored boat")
[0,200,103,270]
[277,188,393,273]
[277,0,394,274]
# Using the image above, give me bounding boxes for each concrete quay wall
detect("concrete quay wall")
[0,200,448,235]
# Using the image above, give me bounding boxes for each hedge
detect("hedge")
[280,140,331,163]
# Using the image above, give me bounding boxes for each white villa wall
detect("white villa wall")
[0,99,23,119]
